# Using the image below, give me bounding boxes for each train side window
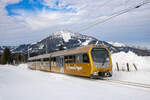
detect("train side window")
[72,55,75,63]
[56,57,60,66]
[76,54,83,63]
[83,53,90,63]
[51,57,56,66]
[76,55,80,63]
[28,60,31,62]
[43,58,49,61]
[54,57,56,62]
[64,55,75,63]
[50,58,53,66]
[69,56,72,63]
[67,56,72,63]
[40,59,44,66]
[64,56,68,63]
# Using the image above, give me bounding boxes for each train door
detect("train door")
[60,56,64,73]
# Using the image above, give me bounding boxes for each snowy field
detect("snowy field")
[0,52,150,100]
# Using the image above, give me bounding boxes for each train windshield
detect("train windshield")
[91,48,110,68]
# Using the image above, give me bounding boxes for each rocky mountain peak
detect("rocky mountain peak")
[51,30,76,42]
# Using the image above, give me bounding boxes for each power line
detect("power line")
[77,0,150,32]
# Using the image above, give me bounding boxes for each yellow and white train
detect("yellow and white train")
[28,44,112,78]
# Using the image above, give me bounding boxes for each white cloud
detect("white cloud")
[0,0,30,35]
[13,0,149,31]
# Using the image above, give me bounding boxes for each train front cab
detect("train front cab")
[88,46,112,78]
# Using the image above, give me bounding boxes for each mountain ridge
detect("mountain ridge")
[0,30,149,56]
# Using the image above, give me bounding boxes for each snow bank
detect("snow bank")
[0,64,27,68]
[111,51,150,84]
[112,51,150,71]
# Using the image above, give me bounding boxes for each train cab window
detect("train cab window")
[91,48,109,63]
[83,53,90,63]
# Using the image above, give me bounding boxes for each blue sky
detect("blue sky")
[6,0,46,16]
[6,0,75,16]
[0,0,150,48]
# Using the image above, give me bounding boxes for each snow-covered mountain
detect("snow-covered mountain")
[0,30,149,56]
[0,46,17,53]
[108,41,126,47]
[26,30,108,54]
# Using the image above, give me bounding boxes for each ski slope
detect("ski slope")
[0,63,150,100]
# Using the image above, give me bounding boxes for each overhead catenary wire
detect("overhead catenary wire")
[77,0,150,32]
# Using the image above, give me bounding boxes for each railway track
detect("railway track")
[67,76,150,89]
[102,79,150,89]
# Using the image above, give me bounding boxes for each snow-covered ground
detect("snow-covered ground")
[0,51,150,100]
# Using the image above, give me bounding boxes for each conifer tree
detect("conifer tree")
[1,48,12,64]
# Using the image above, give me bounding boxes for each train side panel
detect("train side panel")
[36,62,41,70]
[64,63,91,77]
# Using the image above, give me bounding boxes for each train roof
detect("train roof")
[28,44,107,60]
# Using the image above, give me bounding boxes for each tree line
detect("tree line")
[0,45,65,65]
[0,45,149,65]
[0,48,27,65]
